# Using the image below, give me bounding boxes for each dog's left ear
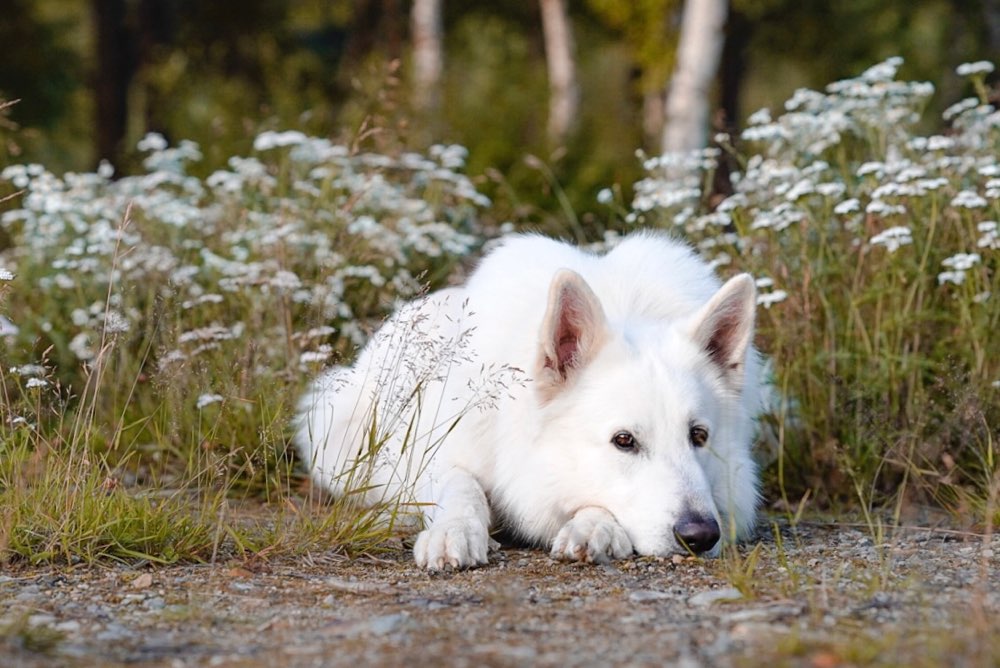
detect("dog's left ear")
[687,274,756,388]
[536,269,610,401]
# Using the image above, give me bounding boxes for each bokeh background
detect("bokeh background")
[4,0,1000,226]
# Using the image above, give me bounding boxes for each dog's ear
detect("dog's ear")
[688,273,756,388]
[536,269,609,399]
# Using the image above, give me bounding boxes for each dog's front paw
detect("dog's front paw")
[551,507,633,564]
[413,517,489,571]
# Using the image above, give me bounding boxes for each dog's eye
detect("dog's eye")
[689,425,709,448]
[611,431,638,452]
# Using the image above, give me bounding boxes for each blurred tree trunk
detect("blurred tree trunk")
[719,8,750,136]
[661,0,727,155]
[411,0,443,114]
[92,0,133,167]
[539,0,579,145]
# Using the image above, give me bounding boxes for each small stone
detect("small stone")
[688,586,743,607]
[628,589,673,603]
[131,573,153,589]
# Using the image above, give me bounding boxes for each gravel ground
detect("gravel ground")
[2,519,998,667]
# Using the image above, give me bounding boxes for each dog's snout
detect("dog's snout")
[673,514,721,554]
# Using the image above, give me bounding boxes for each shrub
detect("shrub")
[624,57,999,512]
[0,132,489,562]
[0,133,486,477]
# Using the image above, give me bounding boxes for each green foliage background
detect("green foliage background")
[3,0,999,224]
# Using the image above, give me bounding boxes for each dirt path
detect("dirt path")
[2,521,998,667]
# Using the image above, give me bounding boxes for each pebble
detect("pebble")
[55,620,82,633]
[628,589,674,604]
[688,587,743,607]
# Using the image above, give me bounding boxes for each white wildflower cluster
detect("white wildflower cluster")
[741,57,933,157]
[625,57,999,309]
[937,253,981,285]
[629,148,719,225]
[754,276,788,309]
[870,226,913,253]
[1,132,489,382]
[195,393,224,410]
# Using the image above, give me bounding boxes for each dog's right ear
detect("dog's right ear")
[536,269,609,401]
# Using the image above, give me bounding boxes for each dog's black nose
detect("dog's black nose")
[673,514,720,554]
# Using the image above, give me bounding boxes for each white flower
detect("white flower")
[196,393,224,409]
[253,130,308,151]
[866,200,906,216]
[834,198,860,215]
[103,310,131,334]
[927,135,956,151]
[956,61,995,77]
[69,332,95,361]
[429,144,469,169]
[937,270,966,285]
[785,178,815,201]
[977,221,999,249]
[870,226,913,253]
[757,290,788,309]
[861,56,903,83]
[0,316,19,337]
[25,378,49,389]
[11,364,45,376]
[747,108,772,126]
[0,268,14,281]
[816,182,846,198]
[942,252,981,271]
[943,98,979,121]
[137,133,168,152]
[596,188,614,205]
[857,162,885,178]
[754,277,774,289]
[299,345,333,365]
[269,270,302,292]
[951,190,988,209]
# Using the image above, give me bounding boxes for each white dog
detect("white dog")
[295,232,761,570]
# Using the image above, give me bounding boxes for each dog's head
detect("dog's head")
[530,269,760,557]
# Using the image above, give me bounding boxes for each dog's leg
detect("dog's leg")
[551,506,633,564]
[413,468,490,571]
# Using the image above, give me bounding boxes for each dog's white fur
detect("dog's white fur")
[295,232,761,569]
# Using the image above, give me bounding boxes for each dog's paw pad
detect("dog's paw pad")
[413,518,490,571]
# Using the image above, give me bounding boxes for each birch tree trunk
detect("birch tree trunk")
[661,0,728,155]
[411,0,443,113]
[539,0,579,144]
